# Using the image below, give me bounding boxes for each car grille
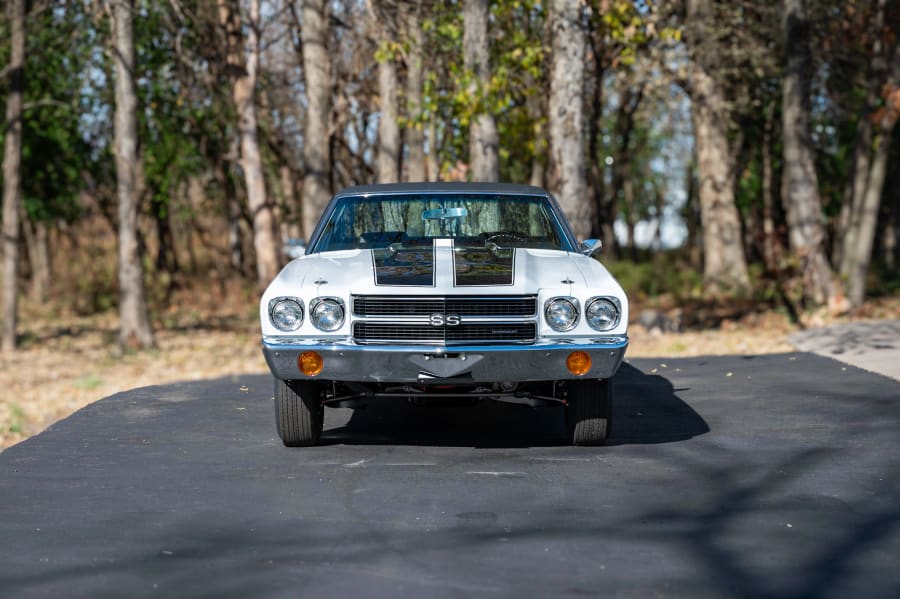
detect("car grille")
[353,296,537,317]
[353,322,536,344]
[351,295,537,345]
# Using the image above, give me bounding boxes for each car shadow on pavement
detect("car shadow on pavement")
[321,363,709,448]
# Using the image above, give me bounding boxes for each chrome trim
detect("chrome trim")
[262,336,629,383]
[352,294,538,316]
[262,336,628,349]
[352,295,539,302]
[349,314,538,324]
[351,321,537,346]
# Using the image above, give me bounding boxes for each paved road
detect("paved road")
[1,354,898,598]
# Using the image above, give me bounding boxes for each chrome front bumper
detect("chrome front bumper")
[262,336,628,383]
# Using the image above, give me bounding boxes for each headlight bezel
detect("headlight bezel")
[585,296,621,331]
[310,297,346,332]
[544,297,580,332]
[269,297,304,332]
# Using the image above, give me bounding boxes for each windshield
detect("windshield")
[310,193,573,253]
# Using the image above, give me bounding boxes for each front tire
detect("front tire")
[275,379,324,447]
[566,378,612,446]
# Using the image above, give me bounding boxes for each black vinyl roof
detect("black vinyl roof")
[334,182,550,197]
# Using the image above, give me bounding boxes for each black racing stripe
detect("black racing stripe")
[454,247,515,286]
[372,248,435,286]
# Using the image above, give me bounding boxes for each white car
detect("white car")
[260,182,629,446]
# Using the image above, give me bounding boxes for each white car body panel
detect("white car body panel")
[259,245,628,340]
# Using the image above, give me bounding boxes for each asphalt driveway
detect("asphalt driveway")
[1,353,898,598]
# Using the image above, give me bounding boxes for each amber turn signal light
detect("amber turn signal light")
[298,351,324,376]
[566,351,592,376]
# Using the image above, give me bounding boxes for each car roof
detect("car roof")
[334,182,550,197]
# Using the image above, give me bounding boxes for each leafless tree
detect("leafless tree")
[112,0,155,349]
[548,0,591,239]
[683,0,750,293]
[2,0,25,352]
[300,0,334,238]
[464,0,498,182]
[781,0,836,305]
[218,0,281,288]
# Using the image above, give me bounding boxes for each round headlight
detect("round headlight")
[586,298,619,331]
[271,299,303,331]
[545,298,578,332]
[311,298,344,332]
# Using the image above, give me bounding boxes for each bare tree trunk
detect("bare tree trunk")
[280,164,302,241]
[376,55,400,183]
[688,68,750,293]
[405,4,426,182]
[684,0,750,293]
[528,85,548,188]
[684,160,702,270]
[884,193,897,273]
[217,148,244,272]
[23,218,51,302]
[219,0,280,287]
[548,0,592,240]
[529,97,547,188]
[586,39,608,245]
[301,0,332,239]
[426,117,440,181]
[761,102,776,270]
[464,0,498,182]
[378,61,400,182]
[623,178,637,260]
[833,120,872,267]
[840,10,900,306]
[112,0,155,349]
[369,1,400,183]
[845,107,897,306]
[837,0,886,272]
[781,0,835,306]
[152,197,179,276]
[2,0,25,352]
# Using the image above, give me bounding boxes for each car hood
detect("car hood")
[266,242,623,297]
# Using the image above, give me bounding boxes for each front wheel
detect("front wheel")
[275,379,324,447]
[566,378,612,446]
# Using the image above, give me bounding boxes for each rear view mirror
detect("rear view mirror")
[422,207,468,221]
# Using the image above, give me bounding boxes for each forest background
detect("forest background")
[1,0,898,447]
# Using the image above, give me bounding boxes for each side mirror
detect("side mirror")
[580,239,603,258]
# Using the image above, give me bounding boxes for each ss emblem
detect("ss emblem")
[429,313,461,326]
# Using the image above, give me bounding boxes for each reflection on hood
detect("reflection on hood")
[372,247,435,286]
[371,241,517,287]
[453,246,515,286]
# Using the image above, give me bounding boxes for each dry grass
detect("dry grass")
[2,280,898,451]
[0,279,267,449]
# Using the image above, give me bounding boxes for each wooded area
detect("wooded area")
[1,0,898,352]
